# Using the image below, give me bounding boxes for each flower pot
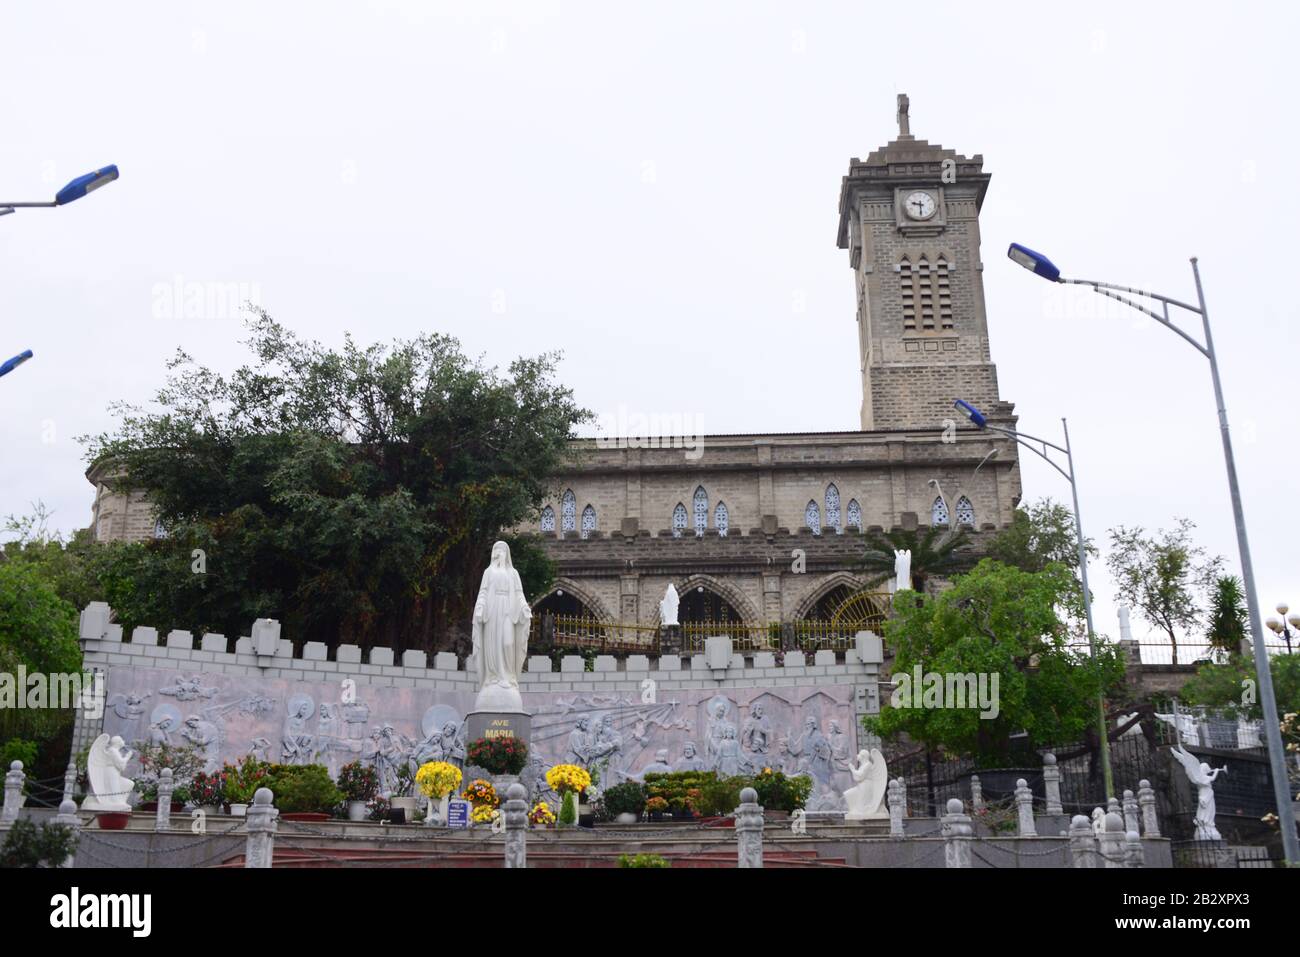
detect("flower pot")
[139,800,185,814]
[391,796,421,822]
[197,804,221,817]
[615,812,638,825]
[648,812,664,823]
[347,800,369,822]
[96,811,131,830]
[229,803,249,817]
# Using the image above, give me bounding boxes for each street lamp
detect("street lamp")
[0,164,119,217]
[954,398,1114,799]
[1007,241,1300,864]
[0,350,34,379]
[1265,603,1299,655]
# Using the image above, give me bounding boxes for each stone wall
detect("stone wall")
[76,603,884,813]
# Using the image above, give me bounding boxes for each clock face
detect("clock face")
[904,190,937,220]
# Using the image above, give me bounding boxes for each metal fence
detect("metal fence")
[529,614,880,655]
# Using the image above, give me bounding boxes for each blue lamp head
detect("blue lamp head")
[1007,242,1061,282]
[953,399,987,428]
[0,349,34,378]
[55,165,119,205]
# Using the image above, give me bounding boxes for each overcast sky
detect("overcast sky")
[2,2,1296,648]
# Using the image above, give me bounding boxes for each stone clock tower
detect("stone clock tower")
[837,94,1012,432]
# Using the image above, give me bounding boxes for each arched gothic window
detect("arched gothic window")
[955,496,975,527]
[931,495,950,526]
[580,504,597,539]
[846,498,862,531]
[672,503,688,538]
[805,500,822,535]
[693,486,708,537]
[540,506,555,532]
[714,501,729,537]
[825,484,841,534]
[561,490,577,532]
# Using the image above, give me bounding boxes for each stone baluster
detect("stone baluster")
[62,762,78,806]
[243,787,279,869]
[1122,788,1140,837]
[941,798,973,868]
[504,783,527,869]
[53,798,83,868]
[1014,778,1037,837]
[969,774,984,811]
[1124,830,1144,868]
[1107,796,1122,818]
[1137,779,1160,837]
[887,778,905,837]
[2,760,25,826]
[1099,811,1125,869]
[1069,814,1098,868]
[1041,753,1063,815]
[155,768,174,832]
[735,787,764,868]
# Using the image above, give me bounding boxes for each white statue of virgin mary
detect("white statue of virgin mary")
[471,541,532,712]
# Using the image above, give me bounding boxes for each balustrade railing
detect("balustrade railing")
[529,613,882,655]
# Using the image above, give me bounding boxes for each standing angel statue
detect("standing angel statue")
[1172,744,1227,841]
[471,540,532,712]
[893,549,912,593]
[843,748,889,820]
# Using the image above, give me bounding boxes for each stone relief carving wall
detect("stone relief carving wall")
[102,666,856,809]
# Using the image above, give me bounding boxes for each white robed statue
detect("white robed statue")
[660,583,680,627]
[83,733,135,812]
[843,748,889,820]
[471,541,532,712]
[892,549,912,593]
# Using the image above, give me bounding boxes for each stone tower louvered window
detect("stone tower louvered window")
[715,501,729,537]
[672,503,688,538]
[693,486,709,537]
[846,498,862,531]
[955,496,975,526]
[900,255,953,331]
[561,490,577,532]
[805,500,822,535]
[581,504,597,539]
[825,483,841,533]
[931,495,950,526]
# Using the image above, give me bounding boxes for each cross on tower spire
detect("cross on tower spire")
[896,93,911,137]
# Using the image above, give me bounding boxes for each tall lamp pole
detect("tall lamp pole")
[954,399,1113,799]
[1007,242,1299,864]
[0,164,119,218]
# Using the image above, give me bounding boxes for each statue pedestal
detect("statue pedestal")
[465,710,532,749]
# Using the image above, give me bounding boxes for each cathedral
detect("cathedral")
[87,96,1023,639]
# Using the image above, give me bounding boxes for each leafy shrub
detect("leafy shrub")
[466,737,528,775]
[219,755,272,805]
[601,781,646,817]
[0,819,78,868]
[266,764,342,814]
[336,761,379,802]
[133,742,206,804]
[558,791,578,826]
[0,739,38,771]
[696,776,748,817]
[618,853,670,868]
[752,769,813,812]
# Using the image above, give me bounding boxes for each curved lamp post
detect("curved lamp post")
[0,350,34,379]
[1007,242,1299,864]
[954,398,1113,799]
[0,164,119,217]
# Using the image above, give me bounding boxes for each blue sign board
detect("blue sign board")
[447,799,470,829]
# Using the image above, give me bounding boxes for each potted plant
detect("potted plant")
[390,764,421,821]
[268,764,343,821]
[645,796,668,822]
[602,781,646,824]
[470,804,500,828]
[529,801,556,828]
[466,737,528,793]
[545,763,591,828]
[337,761,379,821]
[415,761,463,826]
[133,742,205,812]
[189,769,224,816]
[461,778,500,812]
[220,755,270,816]
[752,767,812,821]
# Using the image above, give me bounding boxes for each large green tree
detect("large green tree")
[988,497,1095,574]
[79,312,585,655]
[864,559,1126,764]
[1180,653,1300,721]
[1105,518,1224,664]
